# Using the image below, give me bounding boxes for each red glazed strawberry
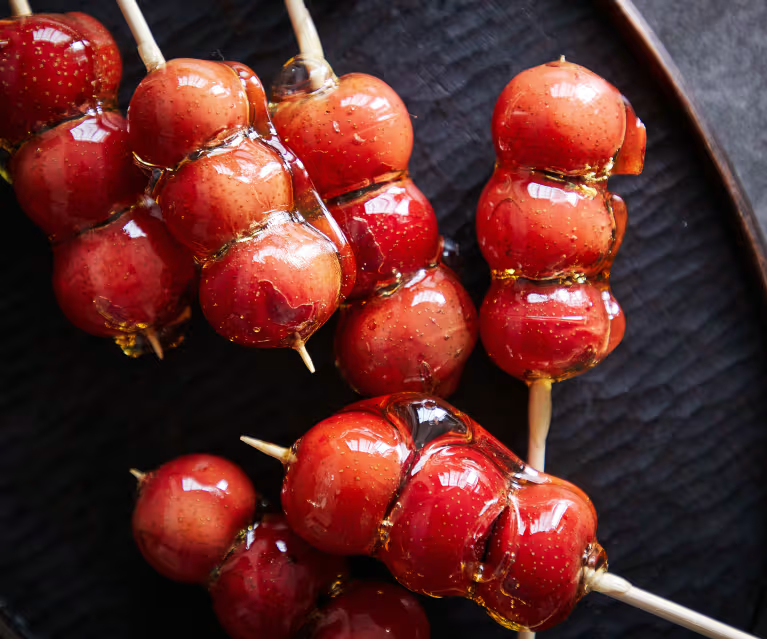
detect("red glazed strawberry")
[476,483,600,631]
[128,58,249,169]
[52,201,196,348]
[199,221,341,351]
[492,59,627,178]
[272,66,413,200]
[0,12,120,148]
[209,515,347,639]
[282,411,409,555]
[479,278,612,382]
[335,265,478,397]
[11,112,145,241]
[159,137,293,259]
[309,581,430,639]
[132,454,257,584]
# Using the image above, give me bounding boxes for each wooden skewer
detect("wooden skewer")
[585,569,758,639]
[144,328,164,361]
[116,0,165,72]
[240,436,297,465]
[283,0,328,91]
[526,378,552,471]
[128,468,146,482]
[284,0,323,60]
[520,380,552,639]
[9,0,32,17]
[293,333,316,373]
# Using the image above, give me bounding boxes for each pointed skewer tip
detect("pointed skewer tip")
[145,328,164,360]
[240,436,297,465]
[293,336,315,373]
[129,468,146,482]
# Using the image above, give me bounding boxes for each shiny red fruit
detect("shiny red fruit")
[11,112,146,241]
[335,265,478,397]
[476,169,614,279]
[0,12,120,148]
[52,201,196,339]
[132,454,257,584]
[272,71,413,199]
[282,411,409,555]
[159,137,293,259]
[379,444,507,597]
[128,58,249,169]
[209,514,347,639]
[492,59,625,177]
[329,179,440,299]
[309,581,430,639]
[199,221,341,348]
[479,278,612,381]
[476,483,600,631]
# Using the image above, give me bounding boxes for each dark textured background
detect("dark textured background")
[0,1,766,638]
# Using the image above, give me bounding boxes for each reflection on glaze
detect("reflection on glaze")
[279,393,603,632]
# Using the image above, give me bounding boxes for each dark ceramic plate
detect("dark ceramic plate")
[1,1,766,638]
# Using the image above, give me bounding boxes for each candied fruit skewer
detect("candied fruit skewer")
[1,3,196,358]
[477,59,645,474]
[116,0,356,371]
[130,454,429,639]
[242,392,755,639]
[270,0,478,397]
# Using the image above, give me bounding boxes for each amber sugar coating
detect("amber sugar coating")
[309,581,431,639]
[272,72,414,200]
[132,454,257,584]
[329,179,440,299]
[613,98,647,175]
[209,515,348,639]
[128,58,249,169]
[11,112,146,241]
[199,221,341,348]
[52,201,196,339]
[282,411,410,555]
[476,169,614,279]
[0,12,121,149]
[335,265,478,397]
[492,59,626,177]
[159,137,294,259]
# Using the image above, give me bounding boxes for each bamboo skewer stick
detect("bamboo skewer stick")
[585,569,758,639]
[9,0,32,17]
[116,0,165,72]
